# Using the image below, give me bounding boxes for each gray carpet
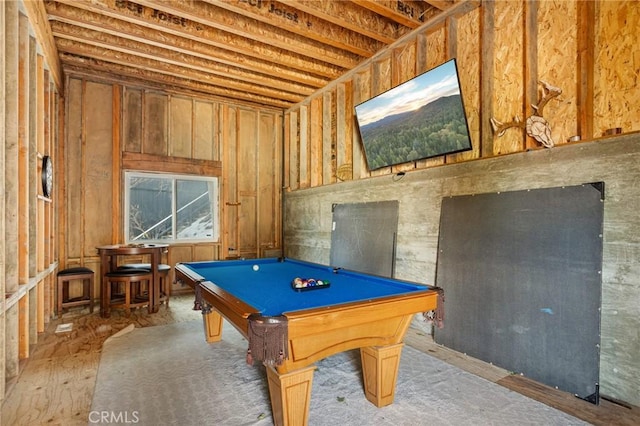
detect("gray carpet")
[91,321,587,425]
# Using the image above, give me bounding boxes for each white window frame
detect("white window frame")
[124,171,220,244]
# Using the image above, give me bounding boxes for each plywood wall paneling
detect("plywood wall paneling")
[65,78,83,260]
[83,82,114,254]
[169,97,193,158]
[110,84,121,246]
[192,244,219,262]
[194,100,216,161]
[222,104,239,258]
[492,0,525,155]
[143,92,168,156]
[538,0,578,146]
[123,88,142,153]
[455,8,481,161]
[237,108,259,257]
[258,112,281,251]
[594,0,640,136]
[238,196,257,257]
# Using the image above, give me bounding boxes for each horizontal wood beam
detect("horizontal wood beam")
[134,0,363,69]
[352,0,436,29]
[51,25,316,96]
[289,0,411,44]
[49,0,346,79]
[56,41,304,102]
[48,12,328,88]
[62,60,294,109]
[207,0,385,57]
[122,152,222,176]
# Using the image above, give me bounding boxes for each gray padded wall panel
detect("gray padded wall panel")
[330,200,399,277]
[434,183,603,402]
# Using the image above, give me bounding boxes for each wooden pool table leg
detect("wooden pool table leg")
[202,309,223,343]
[360,343,404,407]
[266,364,316,426]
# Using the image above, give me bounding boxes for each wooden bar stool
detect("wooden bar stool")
[118,263,172,307]
[102,269,153,318]
[57,267,95,317]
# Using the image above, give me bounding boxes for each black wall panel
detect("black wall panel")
[434,183,603,402]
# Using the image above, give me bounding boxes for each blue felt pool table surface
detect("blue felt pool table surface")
[179,258,431,316]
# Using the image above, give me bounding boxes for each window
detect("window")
[125,172,219,243]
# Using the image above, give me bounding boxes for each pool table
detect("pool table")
[175,257,442,426]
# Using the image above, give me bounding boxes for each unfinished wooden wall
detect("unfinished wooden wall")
[62,77,283,298]
[282,0,640,408]
[284,0,640,188]
[1,1,59,401]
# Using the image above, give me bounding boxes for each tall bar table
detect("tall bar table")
[97,244,168,316]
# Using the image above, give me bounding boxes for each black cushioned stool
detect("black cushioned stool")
[57,267,95,316]
[102,268,153,318]
[118,263,172,307]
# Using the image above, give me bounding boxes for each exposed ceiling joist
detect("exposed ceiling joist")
[42,0,469,109]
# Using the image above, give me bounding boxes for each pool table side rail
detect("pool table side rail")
[175,264,258,337]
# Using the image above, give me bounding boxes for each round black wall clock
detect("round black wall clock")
[42,155,53,198]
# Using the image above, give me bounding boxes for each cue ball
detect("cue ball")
[252,264,259,271]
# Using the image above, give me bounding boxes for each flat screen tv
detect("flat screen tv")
[354,59,472,170]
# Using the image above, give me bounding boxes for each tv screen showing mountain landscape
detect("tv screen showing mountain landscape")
[355,59,472,170]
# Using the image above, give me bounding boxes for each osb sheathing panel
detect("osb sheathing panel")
[492,0,525,155]
[594,0,640,136]
[83,81,114,257]
[370,57,393,177]
[538,0,578,145]
[416,25,447,169]
[353,69,371,179]
[394,41,417,84]
[455,8,481,161]
[392,41,420,174]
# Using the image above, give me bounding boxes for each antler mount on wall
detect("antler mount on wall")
[490,80,562,148]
